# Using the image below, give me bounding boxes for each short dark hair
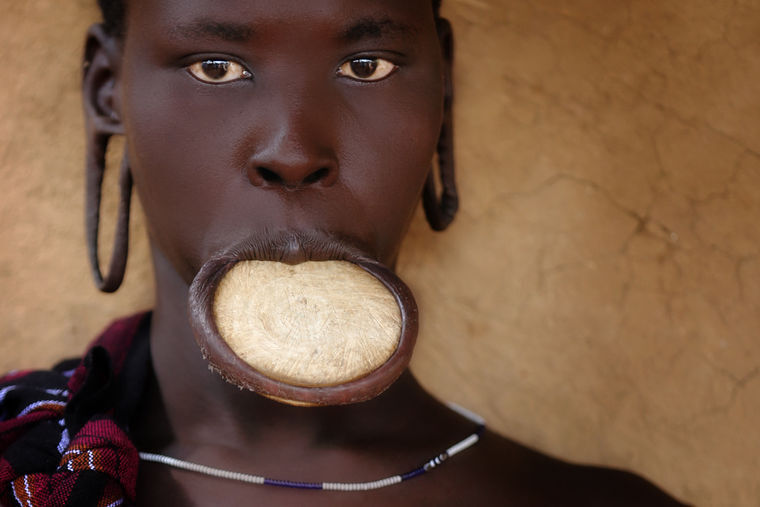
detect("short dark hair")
[98,0,443,38]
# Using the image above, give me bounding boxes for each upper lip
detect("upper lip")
[216,229,377,266]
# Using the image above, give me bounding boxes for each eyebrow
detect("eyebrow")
[173,19,254,43]
[170,16,415,45]
[340,17,417,43]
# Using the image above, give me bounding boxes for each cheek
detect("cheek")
[122,77,246,274]
[338,82,443,253]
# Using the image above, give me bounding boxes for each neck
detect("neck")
[143,246,451,460]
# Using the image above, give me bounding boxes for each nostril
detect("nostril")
[247,165,335,188]
[257,167,283,184]
[303,167,330,185]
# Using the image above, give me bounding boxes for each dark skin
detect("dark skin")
[83,0,688,504]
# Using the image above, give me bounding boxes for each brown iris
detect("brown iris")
[350,58,378,79]
[201,60,230,80]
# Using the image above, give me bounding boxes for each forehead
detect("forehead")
[125,0,438,42]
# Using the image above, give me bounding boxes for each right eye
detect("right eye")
[187,59,252,84]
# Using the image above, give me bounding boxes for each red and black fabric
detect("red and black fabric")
[0,313,151,506]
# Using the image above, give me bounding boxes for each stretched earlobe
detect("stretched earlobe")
[423,18,458,231]
[85,135,132,293]
[422,111,458,231]
[82,24,131,292]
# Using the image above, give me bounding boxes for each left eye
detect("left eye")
[337,58,397,82]
[187,59,251,84]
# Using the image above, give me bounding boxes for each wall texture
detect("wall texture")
[1,1,758,505]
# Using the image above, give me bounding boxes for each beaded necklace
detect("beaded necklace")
[139,403,485,492]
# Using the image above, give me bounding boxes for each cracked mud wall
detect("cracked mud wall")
[1,1,757,505]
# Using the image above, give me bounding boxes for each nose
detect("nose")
[246,100,339,190]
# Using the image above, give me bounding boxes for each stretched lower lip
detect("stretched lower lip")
[187,230,418,406]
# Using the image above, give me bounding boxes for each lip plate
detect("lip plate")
[188,254,418,406]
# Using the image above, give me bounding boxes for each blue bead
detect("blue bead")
[264,478,323,489]
[401,467,427,480]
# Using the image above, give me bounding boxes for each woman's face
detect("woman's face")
[117,0,446,282]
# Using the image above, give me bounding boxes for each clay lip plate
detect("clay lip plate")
[187,233,418,406]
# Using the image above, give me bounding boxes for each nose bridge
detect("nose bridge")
[247,81,338,189]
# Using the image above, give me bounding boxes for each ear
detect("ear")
[82,24,124,136]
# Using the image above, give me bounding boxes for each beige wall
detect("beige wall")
[1,2,758,506]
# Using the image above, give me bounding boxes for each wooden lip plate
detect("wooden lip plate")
[188,257,418,406]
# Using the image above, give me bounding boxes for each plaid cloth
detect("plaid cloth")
[0,313,151,506]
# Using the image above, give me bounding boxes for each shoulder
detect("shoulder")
[0,361,75,503]
[435,430,690,506]
[0,314,151,506]
[0,360,76,423]
[0,312,149,451]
